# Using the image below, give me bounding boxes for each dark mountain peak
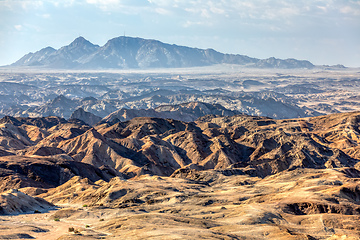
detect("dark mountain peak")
[0,116,22,126]
[25,46,56,56]
[41,46,57,52]
[104,36,144,49]
[73,36,87,42]
[108,36,146,42]
[11,46,57,66]
[69,36,96,48]
[255,57,314,69]
[70,108,102,126]
[73,107,86,114]
[58,36,99,53]
[52,94,68,101]
[81,96,98,102]
[51,95,74,105]
[48,37,100,67]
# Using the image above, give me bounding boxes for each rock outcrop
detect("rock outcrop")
[69,107,102,126]
[0,189,54,215]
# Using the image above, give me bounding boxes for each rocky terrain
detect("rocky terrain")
[0,66,359,122]
[0,111,360,239]
[11,36,313,69]
[99,101,241,124]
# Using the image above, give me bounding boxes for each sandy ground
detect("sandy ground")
[0,168,360,239]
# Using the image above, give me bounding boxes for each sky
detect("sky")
[0,0,359,67]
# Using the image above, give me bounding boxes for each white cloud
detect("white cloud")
[154,8,171,15]
[12,23,42,32]
[86,0,119,4]
[0,0,78,10]
[0,0,44,10]
[340,5,360,15]
[21,0,44,9]
[147,0,180,7]
[152,0,359,20]
[14,25,23,31]
[209,6,225,15]
[182,20,212,28]
[41,13,51,18]
[85,0,150,12]
[1,0,358,17]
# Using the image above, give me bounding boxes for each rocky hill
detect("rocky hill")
[11,36,314,69]
[0,112,359,239]
[69,107,102,126]
[1,112,360,180]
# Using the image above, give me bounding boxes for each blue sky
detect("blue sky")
[1,0,360,67]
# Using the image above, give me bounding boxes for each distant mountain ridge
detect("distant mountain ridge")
[8,92,318,121]
[11,36,314,69]
[99,101,241,124]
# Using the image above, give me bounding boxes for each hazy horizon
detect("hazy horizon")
[1,0,360,67]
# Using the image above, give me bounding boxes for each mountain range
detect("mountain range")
[4,91,319,122]
[11,36,314,69]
